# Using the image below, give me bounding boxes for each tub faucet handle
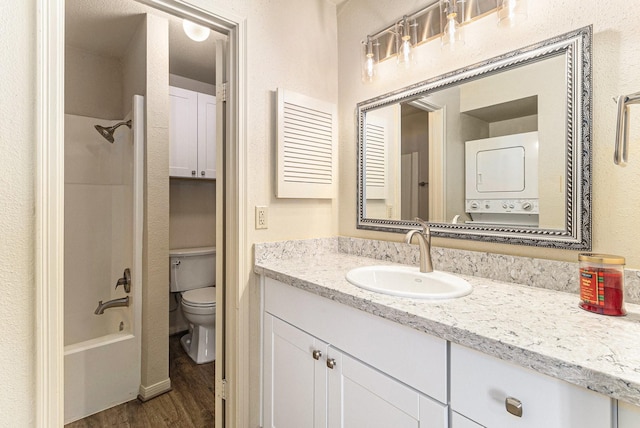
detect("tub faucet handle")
[115,268,131,293]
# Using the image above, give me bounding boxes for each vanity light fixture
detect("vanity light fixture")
[360,0,526,83]
[183,19,210,42]
[441,0,465,50]
[361,36,379,83]
[497,0,528,28]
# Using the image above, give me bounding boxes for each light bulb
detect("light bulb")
[497,0,528,28]
[183,19,210,42]
[361,38,377,83]
[396,17,415,69]
[363,54,376,83]
[442,12,465,50]
[397,36,413,68]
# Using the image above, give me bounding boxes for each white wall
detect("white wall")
[0,0,35,424]
[338,0,640,267]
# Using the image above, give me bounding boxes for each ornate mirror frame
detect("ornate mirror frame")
[356,26,592,250]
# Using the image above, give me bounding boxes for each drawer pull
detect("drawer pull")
[505,397,523,417]
[312,350,322,360]
[326,358,336,369]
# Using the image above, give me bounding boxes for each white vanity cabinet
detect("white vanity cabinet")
[450,343,613,428]
[262,277,448,428]
[264,314,328,427]
[169,86,216,179]
[618,401,640,427]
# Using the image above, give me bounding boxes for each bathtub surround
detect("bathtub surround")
[255,237,640,304]
[255,238,640,407]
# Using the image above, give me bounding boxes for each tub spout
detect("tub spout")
[94,296,129,315]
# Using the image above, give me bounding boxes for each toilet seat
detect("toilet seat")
[182,286,216,307]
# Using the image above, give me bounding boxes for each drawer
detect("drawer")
[264,277,447,402]
[450,343,613,428]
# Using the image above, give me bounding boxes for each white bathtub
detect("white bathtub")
[63,98,144,424]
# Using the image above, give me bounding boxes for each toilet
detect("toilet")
[169,247,216,364]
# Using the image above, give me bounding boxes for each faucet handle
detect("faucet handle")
[413,217,430,233]
[115,268,131,293]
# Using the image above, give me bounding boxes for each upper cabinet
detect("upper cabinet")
[169,86,216,179]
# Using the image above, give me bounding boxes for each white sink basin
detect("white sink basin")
[345,265,472,299]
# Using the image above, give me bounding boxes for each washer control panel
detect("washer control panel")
[465,199,539,214]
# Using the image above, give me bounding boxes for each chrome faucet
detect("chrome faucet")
[94,296,129,315]
[405,217,433,273]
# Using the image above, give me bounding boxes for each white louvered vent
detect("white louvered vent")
[365,116,387,200]
[277,88,337,198]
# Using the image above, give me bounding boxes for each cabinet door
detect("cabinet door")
[263,314,327,428]
[327,347,447,428]
[169,86,198,178]
[197,93,216,179]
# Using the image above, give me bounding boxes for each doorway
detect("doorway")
[37,0,246,426]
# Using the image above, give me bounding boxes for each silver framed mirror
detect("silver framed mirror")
[357,26,592,250]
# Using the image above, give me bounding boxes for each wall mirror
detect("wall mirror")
[357,26,592,249]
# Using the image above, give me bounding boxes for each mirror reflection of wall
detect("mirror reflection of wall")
[363,51,567,230]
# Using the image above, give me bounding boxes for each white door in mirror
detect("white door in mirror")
[345,266,472,299]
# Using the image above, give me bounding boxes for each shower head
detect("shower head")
[94,120,132,143]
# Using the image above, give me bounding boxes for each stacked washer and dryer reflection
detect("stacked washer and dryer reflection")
[169,247,217,364]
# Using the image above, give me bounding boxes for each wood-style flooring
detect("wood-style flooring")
[66,334,215,427]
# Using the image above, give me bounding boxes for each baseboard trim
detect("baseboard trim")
[137,378,172,402]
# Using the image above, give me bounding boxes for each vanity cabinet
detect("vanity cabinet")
[169,86,216,179]
[618,401,640,427]
[264,314,327,427]
[450,343,613,428]
[262,277,448,428]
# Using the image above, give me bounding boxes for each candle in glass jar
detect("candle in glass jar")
[578,253,626,316]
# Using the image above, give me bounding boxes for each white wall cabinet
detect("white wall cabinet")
[450,343,613,428]
[262,277,448,428]
[169,86,216,179]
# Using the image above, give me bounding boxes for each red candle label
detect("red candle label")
[580,268,604,306]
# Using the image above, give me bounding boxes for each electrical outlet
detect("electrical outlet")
[255,206,268,229]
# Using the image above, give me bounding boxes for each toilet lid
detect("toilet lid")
[182,287,216,306]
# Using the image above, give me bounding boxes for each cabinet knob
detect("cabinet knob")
[326,358,336,369]
[505,397,523,417]
[191,170,196,176]
[312,350,322,360]
[201,171,205,176]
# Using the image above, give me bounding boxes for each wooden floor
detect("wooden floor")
[66,334,215,427]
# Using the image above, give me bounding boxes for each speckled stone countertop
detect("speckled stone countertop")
[255,237,640,407]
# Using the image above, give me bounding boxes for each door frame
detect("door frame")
[36,0,248,426]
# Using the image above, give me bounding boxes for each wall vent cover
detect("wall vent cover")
[276,88,337,198]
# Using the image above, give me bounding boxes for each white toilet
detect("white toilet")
[169,247,217,364]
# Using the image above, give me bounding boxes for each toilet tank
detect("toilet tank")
[169,247,216,292]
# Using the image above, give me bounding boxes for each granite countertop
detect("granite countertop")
[255,241,640,407]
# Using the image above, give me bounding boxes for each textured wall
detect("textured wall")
[242,1,339,426]
[338,0,640,267]
[65,45,124,119]
[141,12,171,391]
[169,179,216,249]
[0,0,35,425]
